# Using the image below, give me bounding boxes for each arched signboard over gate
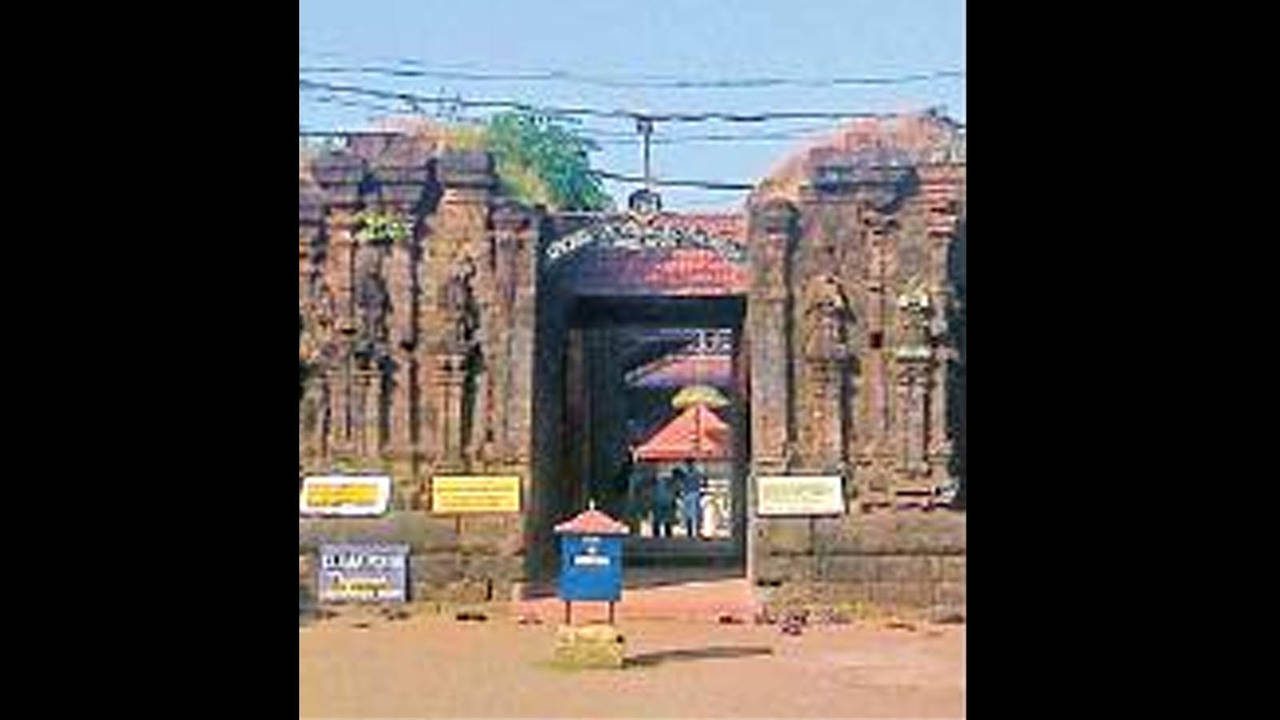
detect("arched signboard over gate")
[543,211,748,297]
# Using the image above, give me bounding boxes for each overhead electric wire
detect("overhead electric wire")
[299,63,965,89]
[588,170,753,191]
[299,79,955,124]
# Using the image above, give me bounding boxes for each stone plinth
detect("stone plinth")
[553,623,625,669]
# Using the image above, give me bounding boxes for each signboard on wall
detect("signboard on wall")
[756,475,845,516]
[299,475,392,517]
[318,544,408,603]
[431,476,521,513]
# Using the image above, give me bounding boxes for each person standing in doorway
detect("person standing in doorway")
[671,465,687,536]
[652,470,675,538]
[680,457,705,540]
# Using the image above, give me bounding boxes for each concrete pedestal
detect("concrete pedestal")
[553,623,625,669]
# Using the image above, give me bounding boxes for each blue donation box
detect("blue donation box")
[554,505,629,603]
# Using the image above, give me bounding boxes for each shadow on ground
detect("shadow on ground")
[625,645,773,668]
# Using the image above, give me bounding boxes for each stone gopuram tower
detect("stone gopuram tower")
[300,135,540,600]
[745,113,965,510]
[744,114,966,602]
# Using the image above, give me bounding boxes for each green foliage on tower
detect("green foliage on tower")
[353,209,410,244]
[485,112,612,212]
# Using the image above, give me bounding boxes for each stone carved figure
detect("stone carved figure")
[443,255,480,349]
[803,275,855,362]
[300,283,338,366]
[355,268,390,360]
[896,285,932,351]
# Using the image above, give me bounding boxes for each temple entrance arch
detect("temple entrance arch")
[527,208,752,579]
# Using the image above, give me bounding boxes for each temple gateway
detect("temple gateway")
[299,113,966,611]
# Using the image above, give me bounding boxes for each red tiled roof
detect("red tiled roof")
[570,247,748,296]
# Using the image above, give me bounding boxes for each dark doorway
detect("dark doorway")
[561,295,748,572]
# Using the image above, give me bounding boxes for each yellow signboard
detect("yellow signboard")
[307,483,379,507]
[431,476,521,513]
[300,476,391,516]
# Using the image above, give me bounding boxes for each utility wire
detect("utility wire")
[589,170,753,190]
[300,124,859,146]
[299,79,955,124]
[299,63,965,89]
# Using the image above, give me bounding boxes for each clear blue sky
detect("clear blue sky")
[300,0,965,211]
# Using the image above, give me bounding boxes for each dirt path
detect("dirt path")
[300,611,965,718]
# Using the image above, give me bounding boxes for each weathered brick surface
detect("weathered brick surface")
[460,553,523,582]
[939,555,965,582]
[410,553,463,586]
[869,581,935,607]
[819,581,873,604]
[299,554,317,599]
[893,514,966,554]
[875,555,934,582]
[756,518,814,554]
[819,554,878,581]
[299,513,459,553]
[758,547,965,612]
[936,581,965,607]
[812,513,965,555]
[459,515,523,554]
[754,555,814,585]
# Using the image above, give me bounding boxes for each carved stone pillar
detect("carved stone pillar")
[490,201,535,465]
[330,336,356,459]
[434,351,468,468]
[299,375,316,466]
[864,207,894,442]
[352,367,378,460]
[894,361,933,476]
[804,359,847,471]
[387,237,417,460]
[326,210,358,461]
[893,287,935,480]
[747,199,798,473]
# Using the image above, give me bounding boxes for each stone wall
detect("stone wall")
[752,511,964,615]
[300,513,526,603]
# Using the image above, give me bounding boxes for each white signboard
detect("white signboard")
[318,544,408,602]
[756,475,845,516]
[300,475,392,517]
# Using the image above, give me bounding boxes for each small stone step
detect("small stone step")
[552,623,625,669]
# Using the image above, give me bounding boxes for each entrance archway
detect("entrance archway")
[528,210,751,582]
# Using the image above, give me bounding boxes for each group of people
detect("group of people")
[625,457,707,539]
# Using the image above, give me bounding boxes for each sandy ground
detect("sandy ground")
[299,608,965,719]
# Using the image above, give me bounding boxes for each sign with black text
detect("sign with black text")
[300,476,392,517]
[756,475,845,516]
[317,544,408,603]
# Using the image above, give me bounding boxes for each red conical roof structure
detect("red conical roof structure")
[633,403,731,461]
